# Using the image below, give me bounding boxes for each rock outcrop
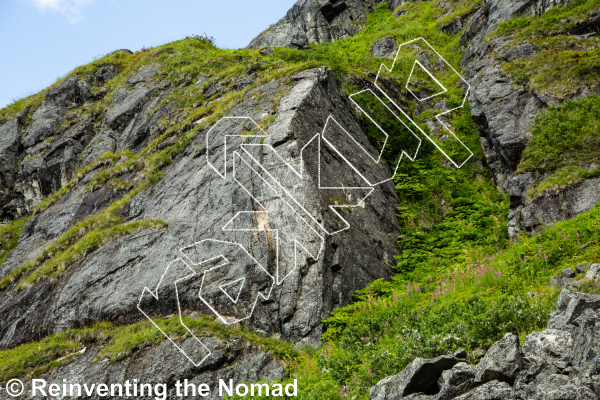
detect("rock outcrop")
[247,0,388,49]
[1,334,287,400]
[0,66,120,220]
[0,67,400,353]
[459,0,600,239]
[369,290,600,400]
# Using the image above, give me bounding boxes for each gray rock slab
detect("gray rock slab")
[523,329,574,362]
[247,0,380,48]
[452,380,520,400]
[5,337,286,400]
[548,290,600,331]
[0,113,24,189]
[369,354,465,399]
[0,68,401,349]
[371,36,396,58]
[21,101,66,149]
[474,333,522,384]
[126,63,160,85]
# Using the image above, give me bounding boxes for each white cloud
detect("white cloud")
[27,0,96,23]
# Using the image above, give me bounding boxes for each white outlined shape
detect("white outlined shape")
[141,37,476,367]
[137,258,211,367]
[219,277,245,304]
[206,116,266,179]
[405,60,447,101]
[373,37,474,168]
[188,239,275,325]
[348,89,422,184]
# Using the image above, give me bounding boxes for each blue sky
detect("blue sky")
[0,0,297,109]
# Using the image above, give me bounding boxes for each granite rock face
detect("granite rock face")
[0,68,400,354]
[0,65,125,220]
[247,0,388,49]
[369,291,600,400]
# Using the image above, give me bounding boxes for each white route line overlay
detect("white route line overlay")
[373,37,474,168]
[139,38,475,366]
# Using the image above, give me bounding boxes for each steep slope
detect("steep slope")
[0,0,599,399]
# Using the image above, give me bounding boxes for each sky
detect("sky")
[0,0,297,109]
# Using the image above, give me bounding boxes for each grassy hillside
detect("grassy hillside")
[1,1,599,399]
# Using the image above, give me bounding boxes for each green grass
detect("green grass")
[527,165,600,202]
[0,312,298,384]
[493,0,600,94]
[518,95,600,174]
[0,217,30,266]
[291,202,600,399]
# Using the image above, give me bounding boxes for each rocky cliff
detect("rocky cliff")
[0,61,401,343]
[1,0,600,398]
[457,0,600,239]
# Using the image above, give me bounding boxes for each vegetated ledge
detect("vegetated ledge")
[0,312,298,384]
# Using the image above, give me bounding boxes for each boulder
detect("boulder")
[232,76,255,91]
[571,309,600,368]
[204,83,222,98]
[452,380,520,400]
[550,275,573,290]
[437,362,476,400]
[245,62,263,75]
[523,329,573,362]
[562,268,577,279]
[580,264,600,284]
[575,264,590,274]
[544,383,598,400]
[195,76,208,86]
[46,74,88,108]
[514,362,562,398]
[371,36,396,58]
[369,353,466,399]
[547,290,600,331]
[126,63,160,85]
[247,23,309,50]
[474,333,522,384]
[260,46,275,56]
